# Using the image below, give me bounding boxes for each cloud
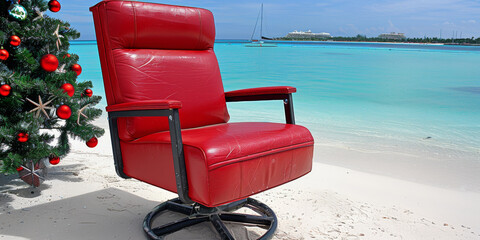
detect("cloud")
[387,20,401,33]
[346,24,361,34]
[367,0,480,15]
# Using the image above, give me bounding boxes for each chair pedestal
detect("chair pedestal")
[143,198,277,240]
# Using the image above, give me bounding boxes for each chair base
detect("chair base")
[143,198,277,240]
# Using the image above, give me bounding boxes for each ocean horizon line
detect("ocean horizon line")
[70,39,480,52]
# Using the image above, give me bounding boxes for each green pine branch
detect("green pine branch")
[1,0,105,175]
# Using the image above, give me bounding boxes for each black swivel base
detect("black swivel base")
[143,198,277,240]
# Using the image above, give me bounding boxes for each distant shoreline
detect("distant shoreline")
[69,40,480,50]
[271,40,447,46]
[328,40,480,46]
[71,39,480,46]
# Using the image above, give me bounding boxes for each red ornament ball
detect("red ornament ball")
[0,84,11,97]
[61,83,75,97]
[16,166,24,171]
[56,105,72,119]
[84,89,93,97]
[71,64,82,76]
[63,53,71,59]
[9,35,21,47]
[40,54,59,72]
[17,133,28,143]
[49,155,60,165]
[0,49,9,61]
[86,137,98,148]
[48,0,61,12]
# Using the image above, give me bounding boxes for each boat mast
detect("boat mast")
[260,3,263,39]
[250,4,262,41]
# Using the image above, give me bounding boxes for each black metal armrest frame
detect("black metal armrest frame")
[225,93,296,124]
[108,108,192,204]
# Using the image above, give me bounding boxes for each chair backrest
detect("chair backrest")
[91,0,230,141]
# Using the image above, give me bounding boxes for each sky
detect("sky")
[54,0,480,40]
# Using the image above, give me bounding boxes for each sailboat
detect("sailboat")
[245,4,277,47]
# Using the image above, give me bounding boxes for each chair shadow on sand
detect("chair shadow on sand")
[0,187,264,239]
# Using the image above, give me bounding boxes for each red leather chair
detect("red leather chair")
[90,1,314,239]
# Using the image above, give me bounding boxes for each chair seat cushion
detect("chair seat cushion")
[120,122,314,207]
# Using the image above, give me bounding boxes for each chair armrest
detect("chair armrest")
[225,86,296,100]
[106,99,191,204]
[225,86,297,124]
[106,100,182,112]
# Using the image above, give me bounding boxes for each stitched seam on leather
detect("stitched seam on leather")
[126,140,313,166]
[95,5,111,101]
[208,141,314,170]
[195,9,202,50]
[132,2,137,48]
[203,144,212,206]
[101,3,118,104]
[185,145,211,206]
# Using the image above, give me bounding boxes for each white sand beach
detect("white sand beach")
[1,117,480,240]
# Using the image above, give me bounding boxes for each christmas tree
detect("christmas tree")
[0,0,104,186]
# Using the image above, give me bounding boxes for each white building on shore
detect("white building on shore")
[286,30,332,39]
[378,32,406,40]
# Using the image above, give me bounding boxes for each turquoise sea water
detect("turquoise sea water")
[71,41,480,181]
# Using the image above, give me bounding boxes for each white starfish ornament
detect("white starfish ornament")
[33,7,45,22]
[55,64,66,73]
[53,24,64,51]
[77,104,90,125]
[26,96,55,119]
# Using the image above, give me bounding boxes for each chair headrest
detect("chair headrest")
[92,0,215,50]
